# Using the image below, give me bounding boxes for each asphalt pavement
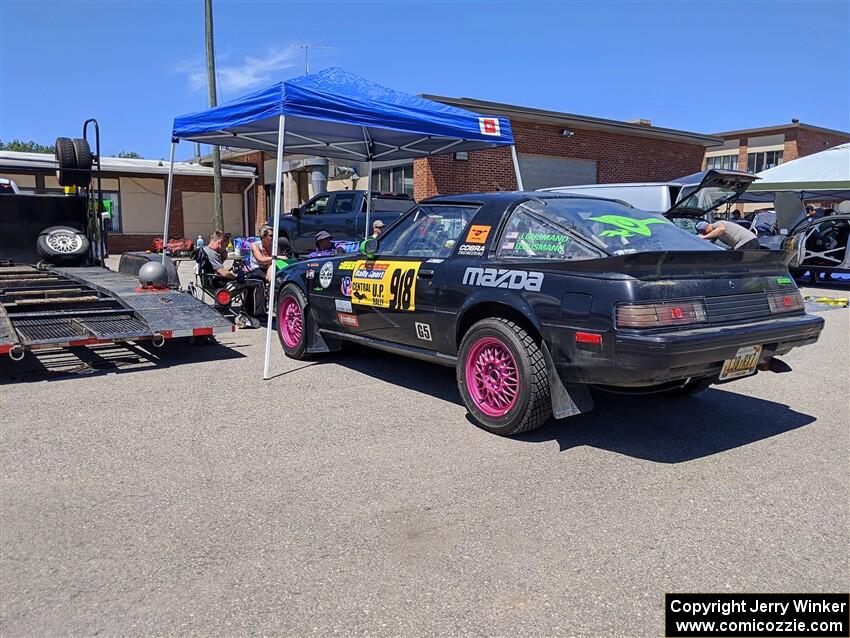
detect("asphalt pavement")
[1,282,848,637]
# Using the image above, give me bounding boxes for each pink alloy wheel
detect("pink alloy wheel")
[465,336,520,417]
[278,295,303,348]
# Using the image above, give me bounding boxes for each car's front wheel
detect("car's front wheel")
[457,318,551,436]
[277,284,308,359]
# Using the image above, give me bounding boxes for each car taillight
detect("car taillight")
[616,300,707,329]
[767,290,804,314]
[215,289,233,306]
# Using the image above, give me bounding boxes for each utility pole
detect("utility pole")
[205,0,223,232]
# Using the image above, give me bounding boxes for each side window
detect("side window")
[498,209,597,260]
[330,192,355,214]
[303,195,329,215]
[378,205,478,258]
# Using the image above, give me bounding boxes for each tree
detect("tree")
[116,151,143,159]
[0,139,54,153]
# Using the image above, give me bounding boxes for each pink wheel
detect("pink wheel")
[464,336,520,417]
[278,293,304,349]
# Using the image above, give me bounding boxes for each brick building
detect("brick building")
[704,121,850,174]
[0,151,257,252]
[413,96,721,200]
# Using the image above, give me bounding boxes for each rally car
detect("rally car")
[274,192,823,436]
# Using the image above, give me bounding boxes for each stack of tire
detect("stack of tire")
[36,138,94,266]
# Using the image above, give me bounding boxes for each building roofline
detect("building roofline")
[712,122,850,139]
[422,94,723,147]
[0,151,257,179]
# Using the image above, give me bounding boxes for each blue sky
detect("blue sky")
[2,1,848,160]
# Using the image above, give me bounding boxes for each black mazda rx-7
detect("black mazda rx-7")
[274,192,823,436]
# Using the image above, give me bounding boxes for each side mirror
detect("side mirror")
[290,207,300,217]
[362,237,378,258]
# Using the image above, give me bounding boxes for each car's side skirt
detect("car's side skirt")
[320,329,458,367]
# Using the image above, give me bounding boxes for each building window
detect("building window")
[101,192,122,233]
[746,150,783,173]
[371,164,414,197]
[706,155,739,171]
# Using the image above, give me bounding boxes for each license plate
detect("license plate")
[719,345,762,381]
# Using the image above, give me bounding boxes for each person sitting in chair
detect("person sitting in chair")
[248,225,275,283]
[203,231,236,280]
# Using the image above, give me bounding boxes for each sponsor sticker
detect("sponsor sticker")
[306,262,320,268]
[426,258,444,264]
[319,262,334,289]
[351,260,421,310]
[587,214,669,238]
[415,322,432,342]
[463,266,544,291]
[458,243,486,256]
[340,276,352,297]
[305,269,315,280]
[777,276,792,285]
[335,299,353,313]
[479,117,501,136]
[465,224,491,244]
[338,261,357,271]
[337,312,359,328]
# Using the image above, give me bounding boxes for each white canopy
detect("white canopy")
[748,142,850,191]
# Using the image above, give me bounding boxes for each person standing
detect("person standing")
[371,219,385,238]
[695,220,760,250]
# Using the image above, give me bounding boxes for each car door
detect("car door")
[348,204,479,349]
[325,191,358,241]
[294,194,330,253]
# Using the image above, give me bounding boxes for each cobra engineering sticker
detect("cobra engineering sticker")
[351,260,421,311]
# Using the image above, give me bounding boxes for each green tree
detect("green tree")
[116,150,143,159]
[0,139,54,153]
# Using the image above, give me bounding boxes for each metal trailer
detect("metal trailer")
[0,122,234,361]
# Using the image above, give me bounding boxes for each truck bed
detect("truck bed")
[0,264,233,357]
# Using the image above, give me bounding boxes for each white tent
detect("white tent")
[747,142,850,194]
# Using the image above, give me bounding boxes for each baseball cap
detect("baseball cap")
[695,220,709,232]
[805,205,815,212]
[315,230,333,243]
[373,219,385,228]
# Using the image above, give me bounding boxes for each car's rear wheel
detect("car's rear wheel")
[457,318,551,436]
[277,284,308,359]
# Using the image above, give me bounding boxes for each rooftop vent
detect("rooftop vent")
[627,119,652,127]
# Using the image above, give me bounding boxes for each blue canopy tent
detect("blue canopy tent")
[165,68,518,378]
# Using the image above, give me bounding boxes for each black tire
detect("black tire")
[35,225,90,265]
[71,138,92,187]
[278,237,293,258]
[276,284,309,360]
[658,377,712,397]
[457,318,551,436]
[54,137,77,187]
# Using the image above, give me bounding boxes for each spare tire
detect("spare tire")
[36,225,90,265]
[71,138,92,187]
[55,137,77,187]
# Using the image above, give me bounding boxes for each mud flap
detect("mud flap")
[542,343,594,419]
[304,306,341,354]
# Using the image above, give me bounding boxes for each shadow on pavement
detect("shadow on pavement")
[0,338,247,385]
[324,345,815,463]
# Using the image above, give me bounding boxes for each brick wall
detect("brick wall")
[791,128,849,159]
[415,119,708,199]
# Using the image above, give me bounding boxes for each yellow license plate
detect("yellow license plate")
[719,345,762,381]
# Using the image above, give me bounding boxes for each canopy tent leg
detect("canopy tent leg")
[160,141,177,264]
[510,145,524,191]
[364,160,373,240]
[263,115,287,380]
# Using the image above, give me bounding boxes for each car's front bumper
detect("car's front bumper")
[549,313,824,387]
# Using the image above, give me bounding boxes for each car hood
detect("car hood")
[664,169,758,218]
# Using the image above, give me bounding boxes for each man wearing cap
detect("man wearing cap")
[804,205,825,222]
[308,230,337,258]
[371,219,385,238]
[695,219,760,250]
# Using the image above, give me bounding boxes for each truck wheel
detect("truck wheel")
[35,225,90,265]
[55,137,77,187]
[71,138,93,187]
[277,284,308,359]
[457,318,551,436]
[278,237,293,258]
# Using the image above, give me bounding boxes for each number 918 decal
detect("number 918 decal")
[351,260,421,311]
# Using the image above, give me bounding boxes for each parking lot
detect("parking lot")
[1,282,847,636]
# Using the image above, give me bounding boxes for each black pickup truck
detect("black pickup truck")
[279,191,415,256]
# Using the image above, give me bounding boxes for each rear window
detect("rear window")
[529,197,721,254]
[371,196,415,213]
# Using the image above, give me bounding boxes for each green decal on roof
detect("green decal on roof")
[587,215,669,238]
[777,277,792,285]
